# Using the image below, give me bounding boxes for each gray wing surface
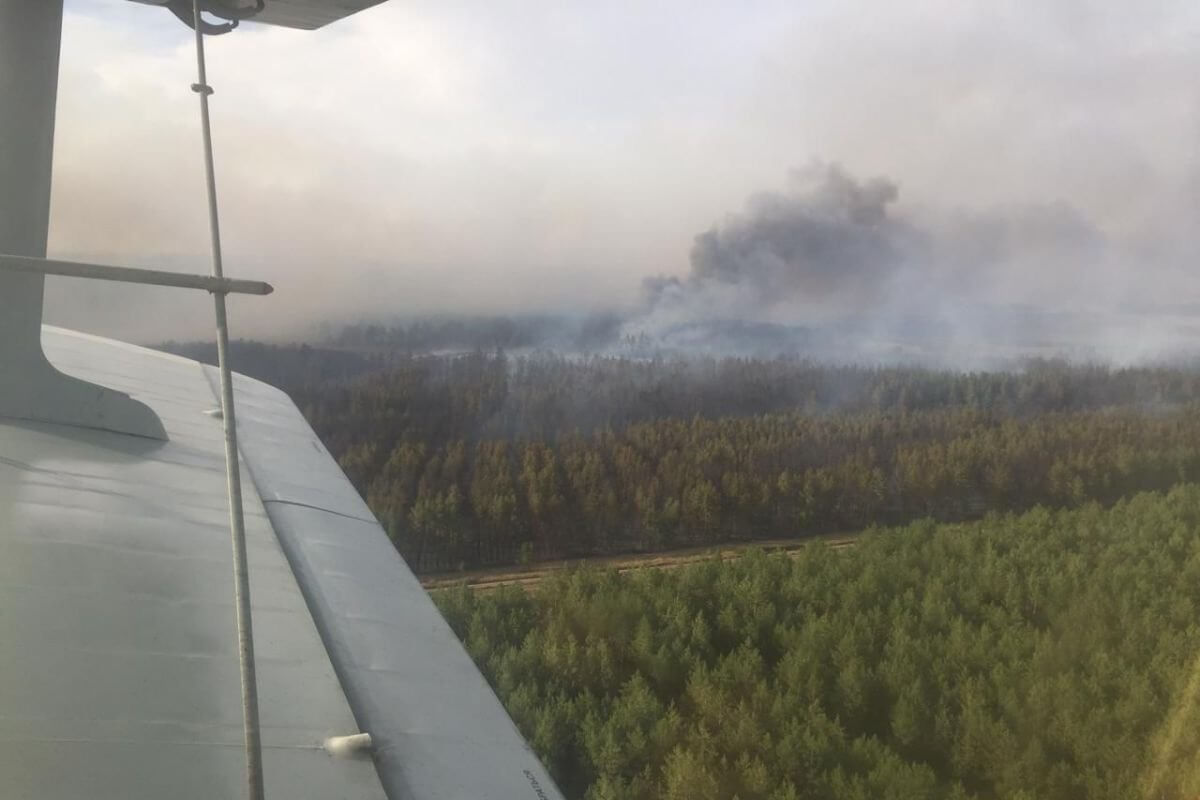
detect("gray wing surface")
[125,0,390,30]
[0,327,563,800]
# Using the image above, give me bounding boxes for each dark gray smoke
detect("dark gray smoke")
[631,163,1193,365]
[643,164,924,315]
[690,165,911,302]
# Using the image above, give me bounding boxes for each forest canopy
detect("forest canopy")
[436,487,1200,800]
[161,339,1200,797]
[165,340,1200,572]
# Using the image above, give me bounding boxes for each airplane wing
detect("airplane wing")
[0,326,564,800]
[1,3,563,795]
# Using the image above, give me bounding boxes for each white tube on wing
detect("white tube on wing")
[324,733,374,758]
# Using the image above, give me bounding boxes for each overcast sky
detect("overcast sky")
[46,0,1200,342]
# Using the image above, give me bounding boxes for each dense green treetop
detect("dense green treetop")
[436,487,1200,800]
[162,341,1200,572]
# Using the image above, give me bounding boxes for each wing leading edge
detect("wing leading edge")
[216,361,566,800]
[0,327,565,800]
[0,328,387,800]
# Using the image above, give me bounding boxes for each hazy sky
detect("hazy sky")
[45,0,1200,342]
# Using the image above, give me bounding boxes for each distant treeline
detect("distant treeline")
[344,404,1200,572]
[326,315,827,358]
[159,339,390,394]
[328,314,625,354]
[159,340,1200,572]
[436,486,1200,799]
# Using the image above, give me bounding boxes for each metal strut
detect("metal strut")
[188,3,266,799]
[169,0,264,35]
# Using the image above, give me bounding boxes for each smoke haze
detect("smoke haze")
[42,1,1200,364]
[620,163,1199,365]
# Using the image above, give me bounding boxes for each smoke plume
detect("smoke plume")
[627,163,1193,365]
[688,165,910,305]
